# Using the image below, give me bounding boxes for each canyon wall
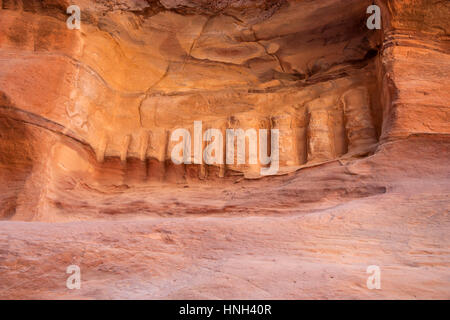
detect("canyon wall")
[0,0,449,299]
[1,0,448,220]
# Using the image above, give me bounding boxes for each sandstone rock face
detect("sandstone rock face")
[0,0,449,299]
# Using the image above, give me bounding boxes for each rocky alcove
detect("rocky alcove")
[0,0,449,299]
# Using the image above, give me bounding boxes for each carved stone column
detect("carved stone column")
[307,109,334,162]
[341,87,377,151]
[272,113,306,167]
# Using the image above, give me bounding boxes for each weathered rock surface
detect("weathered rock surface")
[0,0,449,299]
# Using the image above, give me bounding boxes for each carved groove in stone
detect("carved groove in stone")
[139,131,150,161]
[120,135,131,163]
[96,134,108,163]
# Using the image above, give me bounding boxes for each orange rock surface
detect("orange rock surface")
[0,0,449,299]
